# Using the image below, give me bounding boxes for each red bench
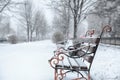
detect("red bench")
[49,25,111,80]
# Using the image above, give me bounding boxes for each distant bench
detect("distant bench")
[49,25,111,80]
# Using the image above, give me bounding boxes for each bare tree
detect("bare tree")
[50,0,96,39]
[18,1,48,41]
[68,0,96,39]
[18,0,34,42]
[49,0,70,39]
[34,10,47,40]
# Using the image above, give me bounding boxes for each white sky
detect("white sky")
[32,0,53,25]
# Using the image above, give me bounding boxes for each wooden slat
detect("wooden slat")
[83,56,93,63]
[56,65,88,71]
[88,46,97,53]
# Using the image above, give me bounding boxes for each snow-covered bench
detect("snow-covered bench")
[49,25,111,80]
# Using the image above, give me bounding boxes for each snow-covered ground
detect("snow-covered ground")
[0,40,120,80]
[91,44,120,80]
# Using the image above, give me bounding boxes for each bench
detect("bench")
[49,25,111,80]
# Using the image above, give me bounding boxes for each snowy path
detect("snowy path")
[0,40,56,80]
[0,40,120,80]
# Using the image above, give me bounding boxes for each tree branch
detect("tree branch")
[0,0,11,13]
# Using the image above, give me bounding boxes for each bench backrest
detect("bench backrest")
[81,25,112,71]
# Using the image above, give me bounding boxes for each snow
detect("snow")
[0,40,56,80]
[0,40,120,80]
[91,44,120,80]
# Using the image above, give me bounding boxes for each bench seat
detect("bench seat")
[56,65,88,71]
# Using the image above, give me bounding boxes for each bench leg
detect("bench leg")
[54,69,58,80]
[88,73,91,80]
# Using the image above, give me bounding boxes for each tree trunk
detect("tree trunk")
[27,26,30,42]
[30,31,33,41]
[73,16,77,39]
[35,29,38,40]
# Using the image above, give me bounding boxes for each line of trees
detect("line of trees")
[0,0,48,43]
[1,0,110,44]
